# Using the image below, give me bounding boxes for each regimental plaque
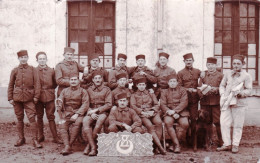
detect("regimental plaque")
[97,131,153,156]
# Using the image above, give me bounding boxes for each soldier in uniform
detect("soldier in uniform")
[130,77,166,155]
[108,92,143,133]
[198,57,223,147]
[55,47,84,96]
[56,75,89,155]
[154,52,176,99]
[129,54,157,91]
[82,71,112,156]
[160,74,189,153]
[35,52,62,144]
[8,50,42,148]
[108,53,130,90]
[81,53,109,89]
[177,53,201,146]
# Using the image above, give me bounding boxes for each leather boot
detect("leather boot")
[86,128,97,156]
[216,124,223,147]
[82,129,90,155]
[83,144,90,155]
[49,121,63,144]
[167,127,181,153]
[60,128,72,155]
[155,123,163,141]
[151,131,166,155]
[37,118,45,142]
[14,121,26,147]
[31,122,43,148]
[69,125,80,146]
[62,145,72,156]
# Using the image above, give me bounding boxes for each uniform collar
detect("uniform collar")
[70,84,80,91]
[91,83,105,91]
[38,65,48,71]
[185,66,193,71]
[159,65,168,69]
[19,64,29,69]
[115,65,127,71]
[170,85,179,91]
[231,69,242,77]
[207,70,217,76]
[136,89,149,95]
[63,59,74,65]
[118,107,129,112]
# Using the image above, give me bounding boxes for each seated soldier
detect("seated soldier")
[82,71,112,156]
[56,75,89,156]
[160,74,189,153]
[130,77,166,155]
[108,93,143,133]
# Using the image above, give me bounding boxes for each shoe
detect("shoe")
[38,136,45,143]
[14,138,26,147]
[216,145,231,152]
[33,139,43,148]
[61,145,72,156]
[83,144,90,155]
[232,145,239,153]
[174,145,181,153]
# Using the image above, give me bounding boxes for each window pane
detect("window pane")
[248,44,256,55]
[69,3,78,16]
[95,18,103,29]
[95,43,104,55]
[79,56,88,67]
[79,17,88,29]
[223,31,232,43]
[240,44,248,55]
[104,4,113,17]
[223,56,231,68]
[70,42,79,54]
[215,43,222,55]
[99,55,104,67]
[95,3,103,17]
[223,43,233,55]
[104,18,113,29]
[95,31,103,43]
[248,57,256,68]
[78,30,88,42]
[70,30,78,42]
[215,3,223,17]
[79,2,88,16]
[104,43,112,55]
[104,30,112,42]
[248,4,255,17]
[215,18,222,30]
[79,42,88,55]
[215,31,222,43]
[248,31,255,43]
[224,3,232,17]
[240,18,247,30]
[248,69,256,81]
[70,17,78,29]
[215,56,222,67]
[240,3,247,17]
[223,18,231,30]
[104,56,113,68]
[248,18,255,30]
[240,31,247,43]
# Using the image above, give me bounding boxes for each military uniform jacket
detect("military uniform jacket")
[154,65,176,89]
[109,107,142,130]
[108,65,129,90]
[55,60,84,95]
[8,64,40,102]
[160,86,189,117]
[130,90,159,115]
[82,67,109,89]
[112,86,132,105]
[87,83,112,114]
[198,71,223,105]
[58,85,89,117]
[177,67,201,103]
[36,65,57,103]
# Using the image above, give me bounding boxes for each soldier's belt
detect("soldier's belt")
[41,86,54,90]
[15,86,34,90]
[90,103,105,108]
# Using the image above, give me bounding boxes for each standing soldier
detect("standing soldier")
[198,57,223,147]
[129,54,157,91]
[35,52,62,144]
[217,55,252,153]
[81,53,109,89]
[130,77,166,155]
[82,71,112,156]
[56,75,89,155]
[108,53,130,90]
[154,52,177,99]
[8,50,42,148]
[177,53,201,146]
[55,47,84,96]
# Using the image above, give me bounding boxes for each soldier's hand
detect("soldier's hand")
[128,79,133,83]
[139,71,147,76]
[91,113,99,120]
[88,109,98,115]
[148,88,154,94]
[33,98,38,104]
[9,100,15,106]
[173,113,180,119]
[124,124,132,132]
[167,110,175,116]
[70,114,79,121]
[58,119,66,125]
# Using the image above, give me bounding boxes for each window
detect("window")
[68,1,115,69]
[214,1,259,83]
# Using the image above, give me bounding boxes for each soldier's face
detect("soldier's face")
[118,58,126,67]
[90,58,100,68]
[159,56,168,66]
[184,58,194,68]
[70,77,79,87]
[64,52,74,61]
[93,75,103,86]
[37,54,47,66]
[232,59,243,72]
[168,78,178,88]
[118,98,128,108]
[206,63,217,72]
[137,83,146,91]
[117,78,127,87]
[136,59,146,68]
[18,55,29,65]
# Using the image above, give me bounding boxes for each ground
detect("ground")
[0,123,260,163]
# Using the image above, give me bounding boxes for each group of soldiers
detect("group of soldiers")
[7,47,252,156]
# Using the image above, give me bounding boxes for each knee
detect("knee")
[108,124,118,132]
[28,116,36,123]
[132,127,144,134]
[46,114,55,121]
[153,117,162,126]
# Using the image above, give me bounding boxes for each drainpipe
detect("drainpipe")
[157,0,164,55]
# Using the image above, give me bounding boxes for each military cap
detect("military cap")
[64,47,75,54]
[135,77,146,85]
[36,51,47,60]
[159,52,169,59]
[233,54,245,63]
[92,71,103,78]
[183,53,194,60]
[89,53,100,61]
[116,73,127,80]
[17,50,28,57]
[117,92,127,100]
[117,53,127,60]
[70,73,79,78]
[166,74,178,81]
[136,54,145,60]
[207,57,217,64]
